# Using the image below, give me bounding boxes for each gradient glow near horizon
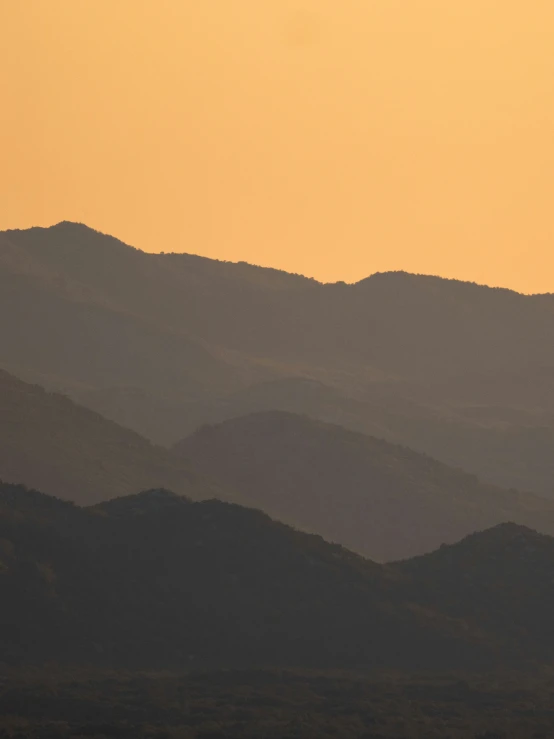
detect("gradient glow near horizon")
[1,2,553,292]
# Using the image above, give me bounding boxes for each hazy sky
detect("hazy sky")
[1,1,553,291]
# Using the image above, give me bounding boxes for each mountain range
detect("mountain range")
[2,219,554,680]
[2,221,554,497]
[168,376,554,499]
[177,411,554,561]
[0,368,211,504]
[1,481,552,670]
[5,366,554,560]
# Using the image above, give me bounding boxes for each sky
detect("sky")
[1,1,553,292]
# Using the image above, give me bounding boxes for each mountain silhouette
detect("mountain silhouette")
[8,222,554,381]
[395,523,554,661]
[3,222,554,496]
[0,481,515,670]
[5,366,554,559]
[0,223,238,402]
[168,376,554,497]
[4,481,554,670]
[176,411,554,561]
[0,369,213,504]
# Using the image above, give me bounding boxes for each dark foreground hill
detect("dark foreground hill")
[176,411,554,561]
[0,369,212,504]
[3,481,554,672]
[0,482,489,671]
[395,522,554,662]
[3,222,554,497]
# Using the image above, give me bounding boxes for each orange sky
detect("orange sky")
[1,1,553,291]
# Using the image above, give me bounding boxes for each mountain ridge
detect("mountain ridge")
[0,480,540,670]
[7,221,554,295]
[5,365,554,560]
[176,410,554,561]
[0,368,217,504]
[3,221,554,499]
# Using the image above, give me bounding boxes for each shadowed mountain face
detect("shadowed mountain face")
[0,369,214,504]
[3,482,554,670]
[2,222,554,496]
[168,377,554,498]
[0,224,239,402]
[395,523,554,661]
[0,481,537,671]
[5,222,554,379]
[5,367,554,559]
[176,411,554,561]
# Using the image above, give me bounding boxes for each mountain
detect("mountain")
[0,481,503,670]
[0,369,212,504]
[395,523,554,661]
[166,377,554,497]
[0,223,239,402]
[176,411,554,561]
[3,222,554,496]
[5,481,554,670]
[5,222,554,378]
[7,223,554,381]
[5,366,552,560]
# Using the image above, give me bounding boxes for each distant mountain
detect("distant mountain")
[175,411,554,561]
[0,369,212,504]
[0,482,503,670]
[167,377,554,497]
[0,223,239,402]
[76,376,391,447]
[6,223,554,384]
[395,523,554,661]
[5,366,552,560]
[3,222,554,496]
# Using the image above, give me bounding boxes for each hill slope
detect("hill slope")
[4,482,554,670]
[395,523,554,661]
[4,367,552,560]
[0,223,239,401]
[6,222,554,381]
[3,221,554,496]
[166,377,554,497]
[0,482,500,670]
[176,411,554,561]
[0,369,211,504]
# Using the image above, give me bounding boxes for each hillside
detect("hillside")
[166,377,554,497]
[5,482,554,671]
[3,222,554,497]
[176,411,554,561]
[79,372,554,500]
[4,366,552,560]
[0,482,488,670]
[0,369,212,504]
[6,223,554,382]
[395,523,554,661]
[0,224,239,401]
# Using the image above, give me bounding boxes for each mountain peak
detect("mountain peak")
[399,521,552,572]
[464,521,545,546]
[177,411,554,562]
[2,221,140,257]
[52,220,95,231]
[93,488,191,517]
[355,269,523,296]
